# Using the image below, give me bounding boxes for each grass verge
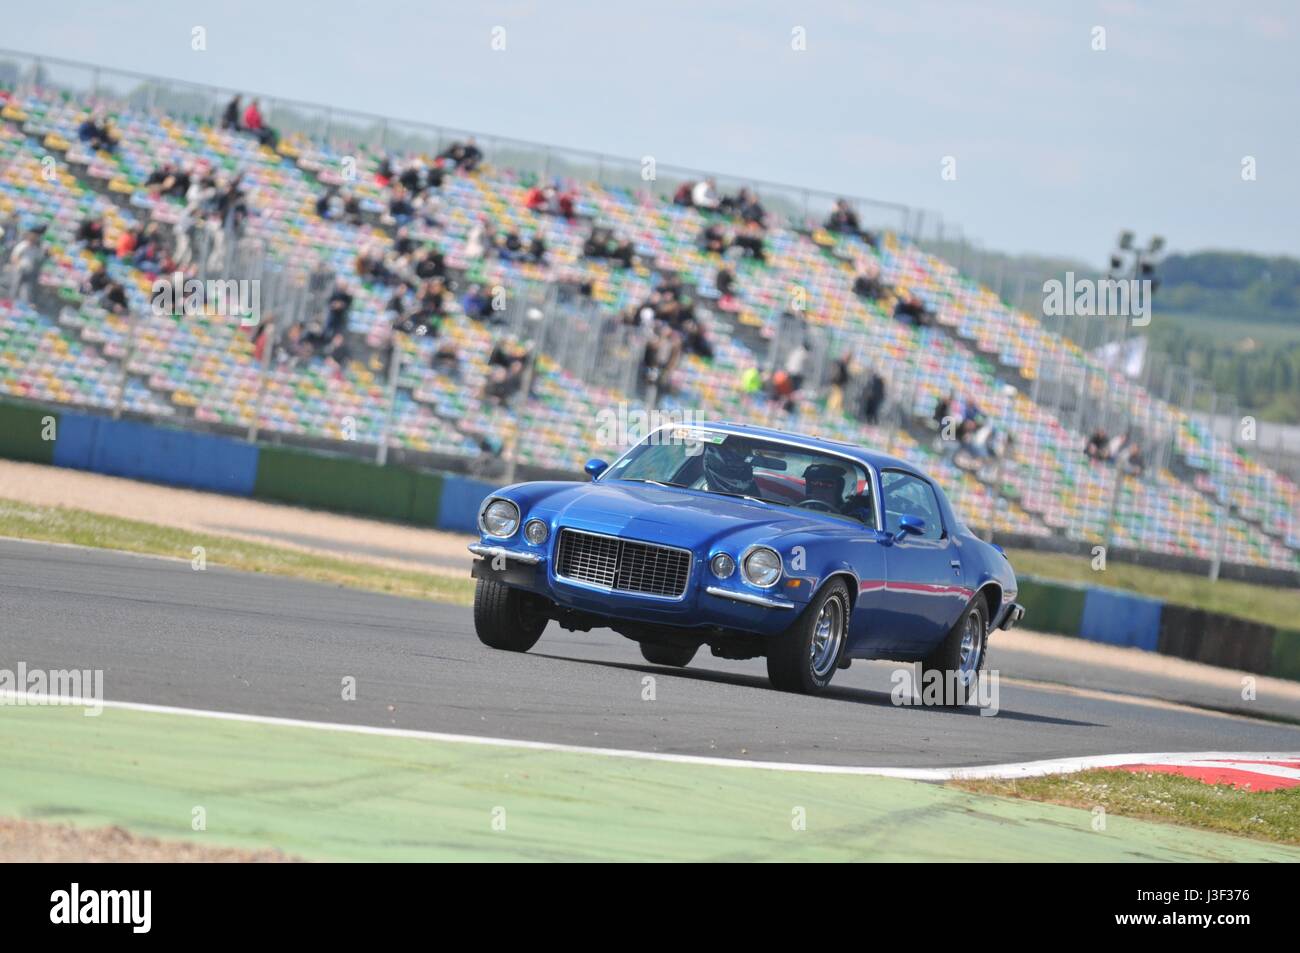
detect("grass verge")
[0,497,474,606]
[4,704,1299,861]
[1004,546,1300,631]
[953,770,1300,846]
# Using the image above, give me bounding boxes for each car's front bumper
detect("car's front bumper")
[468,543,802,635]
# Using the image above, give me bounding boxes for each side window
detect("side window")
[880,471,944,540]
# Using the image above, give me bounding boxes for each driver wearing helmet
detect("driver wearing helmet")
[802,463,847,510]
[702,440,761,497]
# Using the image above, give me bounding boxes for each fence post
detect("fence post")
[376,338,402,466]
[113,310,139,421]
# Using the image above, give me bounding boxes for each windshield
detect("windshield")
[603,429,877,527]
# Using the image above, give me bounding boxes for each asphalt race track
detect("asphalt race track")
[5,539,1300,768]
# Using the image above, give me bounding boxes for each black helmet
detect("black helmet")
[703,441,756,495]
[803,463,846,498]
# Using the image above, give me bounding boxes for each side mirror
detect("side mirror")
[584,458,609,480]
[894,514,926,543]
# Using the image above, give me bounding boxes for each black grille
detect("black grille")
[556,529,690,598]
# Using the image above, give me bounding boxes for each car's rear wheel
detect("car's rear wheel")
[766,579,850,693]
[473,578,547,652]
[639,641,698,667]
[920,597,988,705]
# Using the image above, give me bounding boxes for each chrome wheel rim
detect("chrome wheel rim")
[809,595,846,679]
[956,610,984,686]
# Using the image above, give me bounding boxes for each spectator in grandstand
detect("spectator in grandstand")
[464,215,491,260]
[852,259,888,299]
[130,222,168,272]
[185,169,220,214]
[672,181,695,207]
[386,184,415,226]
[315,187,340,220]
[736,189,766,227]
[241,99,277,148]
[527,232,548,264]
[115,224,138,260]
[406,278,448,335]
[825,199,862,235]
[893,291,932,326]
[77,110,115,152]
[785,338,812,394]
[714,265,736,299]
[460,283,494,322]
[319,331,352,380]
[583,226,635,268]
[80,260,111,297]
[495,228,525,261]
[4,226,45,301]
[699,222,728,255]
[412,245,446,282]
[440,138,483,172]
[862,370,886,424]
[145,162,192,200]
[100,279,130,315]
[220,95,242,131]
[382,282,410,325]
[323,277,354,338]
[215,173,249,235]
[524,182,576,219]
[1085,428,1110,462]
[74,217,107,255]
[691,178,721,211]
[828,351,852,414]
[484,337,532,406]
[640,322,682,396]
[354,243,394,284]
[1119,438,1146,475]
[731,221,766,262]
[933,392,957,431]
[375,155,394,187]
[398,159,428,196]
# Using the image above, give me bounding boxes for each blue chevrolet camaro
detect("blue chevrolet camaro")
[469,422,1024,698]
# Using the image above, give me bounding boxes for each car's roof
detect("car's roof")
[672,421,926,476]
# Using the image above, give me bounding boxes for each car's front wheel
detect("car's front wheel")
[920,597,988,705]
[639,641,698,667]
[766,579,850,693]
[473,578,547,652]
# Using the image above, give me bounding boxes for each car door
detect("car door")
[878,470,965,649]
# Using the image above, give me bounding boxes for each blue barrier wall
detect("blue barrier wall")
[52,413,259,496]
[436,474,497,533]
[1079,587,1162,652]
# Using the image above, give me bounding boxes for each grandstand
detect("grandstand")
[1,55,1295,577]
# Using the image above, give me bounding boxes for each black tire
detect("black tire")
[920,597,988,706]
[639,641,698,668]
[766,579,851,693]
[473,578,547,652]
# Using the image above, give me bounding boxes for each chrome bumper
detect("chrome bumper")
[705,586,797,610]
[467,543,543,565]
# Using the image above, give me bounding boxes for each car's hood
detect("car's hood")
[512,480,861,550]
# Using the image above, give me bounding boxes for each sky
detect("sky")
[6,0,1298,264]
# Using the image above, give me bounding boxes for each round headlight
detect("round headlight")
[480,499,520,538]
[710,553,735,579]
[524,519,549,545]
[741,547,782,588]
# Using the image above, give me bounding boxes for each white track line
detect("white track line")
[5,690,1299,781]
